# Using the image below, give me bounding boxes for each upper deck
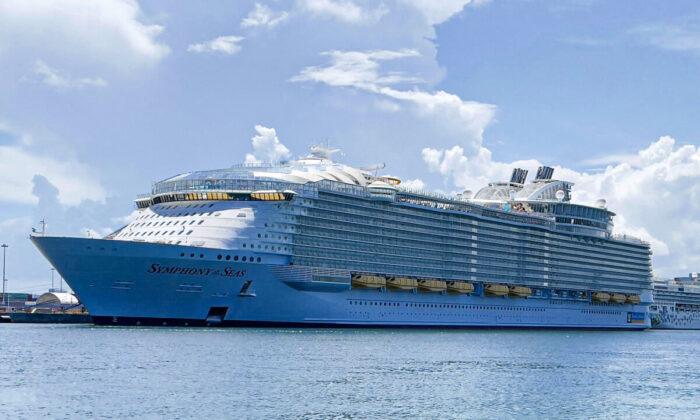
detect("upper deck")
[133,151,641,246]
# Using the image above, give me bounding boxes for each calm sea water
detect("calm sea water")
[0,325,698,419]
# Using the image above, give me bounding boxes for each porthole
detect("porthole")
[180,253,185,257]
[234,256,239,261]
[190,253,195,258]
[217,255,222,260]
[242,257,247,262]
[257,257,261,263]
[225,255,231,261]
[199,254,204,259]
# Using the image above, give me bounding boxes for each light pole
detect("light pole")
[51,268,55,292]
[2,244,7,309]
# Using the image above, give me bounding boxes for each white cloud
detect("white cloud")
[421,136,700,273]
[0,125,106,206]
[631,23,700,52]
[187,36,244,55]
[244,125,292,164]
[112,210,140,227]
[292,49,421,88]
[400,178,426,190]
[33,60,107,89]
[299,0,388,25]
[292,49,496,145]
[399,0,489,26]
[0,0,169,68]
[241,3,289,28]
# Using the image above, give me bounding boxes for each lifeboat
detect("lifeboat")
[484,284,508,296]
[592,292,610,302]
[417,279,447,292]
[351,274,386,289]
[446,281,474,294]
[610,293,626,303]
[508,286,532,297]
[386,277,418,290]
[626,294,641,304]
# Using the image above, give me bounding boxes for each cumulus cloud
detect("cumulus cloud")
[33,60,107,89]
[399,0,489,26]
[0,0,169,68]
[0,125,106,206]
[241,3,289,28]
[292,48,496,145]
[244,125,292,164]
[298,0,388,25]
[421,136,700,273]
[400,178,426,190]
[187,35,244,55]
[112,209,140,227]
[292,49,421,88]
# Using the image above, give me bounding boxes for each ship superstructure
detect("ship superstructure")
[650,273,700,329]
[32,146,653,328]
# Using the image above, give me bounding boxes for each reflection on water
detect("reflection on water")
[0,325,698,419]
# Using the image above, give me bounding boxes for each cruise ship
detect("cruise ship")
[32,146,653,328]
[650,273,700,329]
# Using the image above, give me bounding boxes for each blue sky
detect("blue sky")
[1,0,699,293]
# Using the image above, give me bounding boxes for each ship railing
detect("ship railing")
[611,233,648,245]
[151,179,318,197]
[228,162,282,168]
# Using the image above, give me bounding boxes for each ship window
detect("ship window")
[190,253,195,257]
[242,244,246,248]
[217,255,222,260]
[242,257,247,261]
[180,253,185,257]
[225,255,230,261]
[198,220,204,225]
[187,230,193,235]
[189,220,195,225]
[257,257,261,262]
[199,254,204,258]
[234,256,239,261]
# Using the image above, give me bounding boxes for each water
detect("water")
[0,325,698,419]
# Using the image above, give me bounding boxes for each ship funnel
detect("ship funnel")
[509,168,528,184]
[535,166,554,180]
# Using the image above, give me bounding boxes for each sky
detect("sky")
[1,0,699,293]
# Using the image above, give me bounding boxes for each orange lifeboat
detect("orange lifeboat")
[446,281,474,294]
[351,274,385,289]
[484,284,508,296]
[386,277,417,290]
[417,279,447,292]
